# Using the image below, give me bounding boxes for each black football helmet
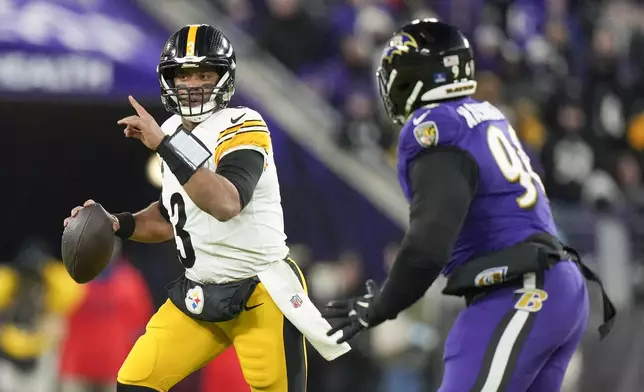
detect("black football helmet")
[158,24,236,123]
[377,19,477,125]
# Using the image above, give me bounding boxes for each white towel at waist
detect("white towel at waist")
[257,259,351,361]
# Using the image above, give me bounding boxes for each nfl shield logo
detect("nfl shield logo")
[290,294,303,308]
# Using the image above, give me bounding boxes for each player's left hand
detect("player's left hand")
[117,95,166,151]
[321,279,381,344]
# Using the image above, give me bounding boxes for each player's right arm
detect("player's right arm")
[126,201,174,243]
[64,199,173,243]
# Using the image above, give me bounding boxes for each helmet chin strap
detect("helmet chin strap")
[180,100,217,123]
[182,113,212,123]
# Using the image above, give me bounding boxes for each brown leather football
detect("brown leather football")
[61,203,115,284]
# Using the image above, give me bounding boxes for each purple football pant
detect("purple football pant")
[439,261,589,392]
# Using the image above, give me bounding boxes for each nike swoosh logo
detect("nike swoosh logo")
[412,111,430,126]
[244,302,263,311]
[231,113,246,124]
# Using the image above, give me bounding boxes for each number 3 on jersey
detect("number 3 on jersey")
[487,125,547,209]
[170,193,196,268]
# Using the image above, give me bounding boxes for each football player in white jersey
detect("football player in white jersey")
[62,24,332,392]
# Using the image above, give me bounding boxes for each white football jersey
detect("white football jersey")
[158,106,289,284]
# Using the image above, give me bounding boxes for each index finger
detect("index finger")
[128,95,149,118]
[326,319,352,336]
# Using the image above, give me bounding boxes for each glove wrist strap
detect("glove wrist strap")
[114,212,135,239]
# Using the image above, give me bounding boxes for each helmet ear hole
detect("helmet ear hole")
[395,75,419,96]
[394,72,418,93]
[397,81,411,91]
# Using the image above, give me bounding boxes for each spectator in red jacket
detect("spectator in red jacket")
[59,242,152,392]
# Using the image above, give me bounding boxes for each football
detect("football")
[61,203,115,284]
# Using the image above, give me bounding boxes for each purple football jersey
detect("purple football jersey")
[397,97,557,274]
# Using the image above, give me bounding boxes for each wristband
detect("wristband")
[156,130,212,185]
[114,212,135,239]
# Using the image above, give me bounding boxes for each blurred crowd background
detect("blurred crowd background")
[2,0,644,391]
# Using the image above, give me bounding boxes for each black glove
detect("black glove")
[321,280,381,344]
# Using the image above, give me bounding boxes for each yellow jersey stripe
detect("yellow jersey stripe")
[186,25,199,57]
[215,128,269,149]
[214,131,271,165]
[217,120,267,142]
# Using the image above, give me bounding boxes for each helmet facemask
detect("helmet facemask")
[159,62,235,123]
[377,61,423,126]
[377,67,398,124]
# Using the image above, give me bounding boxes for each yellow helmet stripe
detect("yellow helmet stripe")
[186,25,199,57]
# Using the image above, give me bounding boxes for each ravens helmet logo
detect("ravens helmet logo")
[382,33,419,64]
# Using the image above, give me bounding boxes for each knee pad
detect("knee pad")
[117,382,159,392]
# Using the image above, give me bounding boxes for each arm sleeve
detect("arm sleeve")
[369,147,479,325]
[215,149,265,210]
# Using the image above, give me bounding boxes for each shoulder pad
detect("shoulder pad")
[160,115,182,136]
[399,104,462,151]
[219,106,265,125]
[212,107,271,165]
[201,106,269,136]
